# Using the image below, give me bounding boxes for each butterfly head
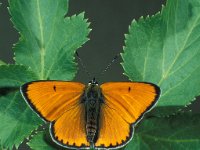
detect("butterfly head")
[88,77,98,86]
[86,78,101,99]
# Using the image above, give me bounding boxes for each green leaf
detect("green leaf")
[0,65,42,149]
[28,130,75,150]
[125,113,200,150]
[0,60,6,65]
[9,0,90,80]
[28,132,55,150]
[0,91,43,149]
[0,65,38,87]
[122,0,200,115]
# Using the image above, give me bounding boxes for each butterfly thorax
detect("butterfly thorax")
[82,82,103,147]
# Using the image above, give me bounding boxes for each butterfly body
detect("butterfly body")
[20,80,161,149]
[82,80,103,146]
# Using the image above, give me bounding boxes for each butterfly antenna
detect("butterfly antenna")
[76,51,92,79]
[98,53,120,77]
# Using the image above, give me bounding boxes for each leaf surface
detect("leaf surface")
[0,65,38,87]
[125,113,200,150]
[0,65,43,149]
[9,0,90,80]
[0,91,43,149]
[0,60,6,65]
[122,0,200,115]
[28,132,55,150]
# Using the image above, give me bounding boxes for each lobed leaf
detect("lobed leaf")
[0,91,43,149]
[0,65,38,87]
[9,0,90,80]
[122,0,200,115]
[0,60,6,65]
[0,65,42,149]
[125,113,200,150]
[28,132,55,150]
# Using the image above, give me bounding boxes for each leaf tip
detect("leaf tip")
[79,11,85,18]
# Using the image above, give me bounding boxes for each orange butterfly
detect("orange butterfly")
[20,78,160,149]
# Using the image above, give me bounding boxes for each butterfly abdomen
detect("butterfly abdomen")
[85,99,100,145]
[86,109,98,143]
[83,84,103,147]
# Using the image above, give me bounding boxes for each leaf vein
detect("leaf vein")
[162,63,200,97]
[143,25,154,80]
[158,8,200,85]
[36,0,45,79]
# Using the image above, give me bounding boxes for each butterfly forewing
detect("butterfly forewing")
[20,81,85,121]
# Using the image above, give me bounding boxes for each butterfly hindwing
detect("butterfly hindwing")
[95,103,133,148]
[50,103,90,149]
[95,82,160,148]
[20,81,85,121]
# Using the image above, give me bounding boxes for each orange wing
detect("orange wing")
[95,82,160,148]
[95,104,132,148]
[20,81,85,121]
[50,103,90,148]
[21,81,90,148]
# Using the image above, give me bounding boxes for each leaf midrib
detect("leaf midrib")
[142,24,154,81]
[44,1,59,79]
[36,0,45,79]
